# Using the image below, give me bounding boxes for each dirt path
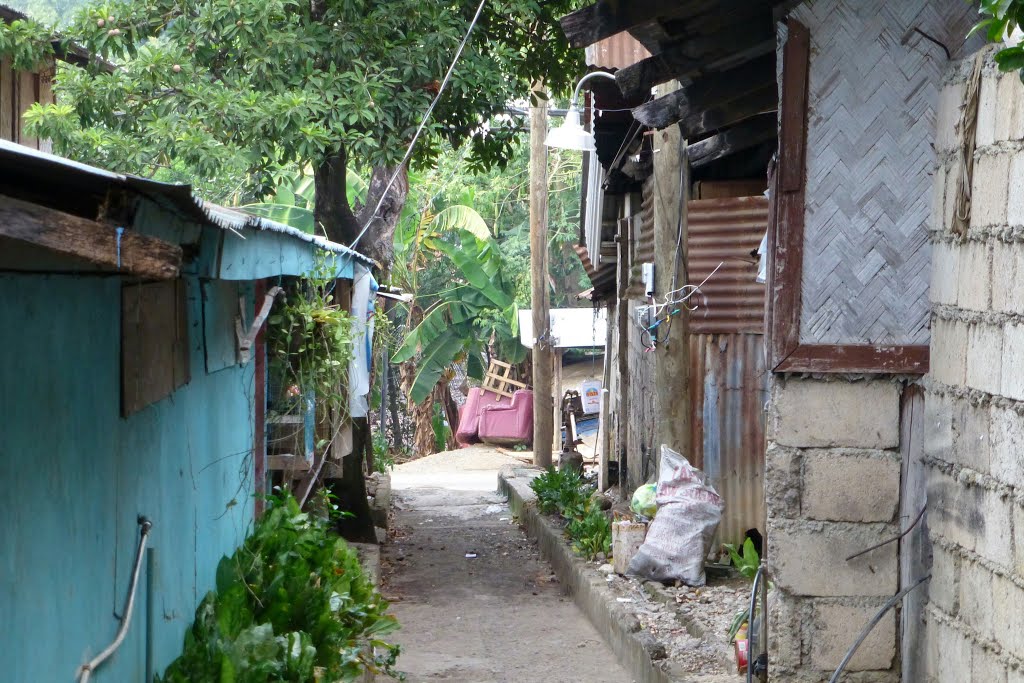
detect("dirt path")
[382,447,632,682]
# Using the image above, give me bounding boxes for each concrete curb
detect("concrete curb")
[498,466,675,683]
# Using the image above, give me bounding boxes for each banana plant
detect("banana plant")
[392,228,524,404]
[241,167,368,234]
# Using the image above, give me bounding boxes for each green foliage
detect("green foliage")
[974,1,1024,81]
[727,608,749,644]
[156,491,400,682]
[0,16,54,70]
[242,166,368,235]
[391,227,522,405]
[529,468,611,560]
[14,0,583,204]
[371,430,394,473]
[724,537,761,580]
[267,257,354,426]
[431,403,450,453]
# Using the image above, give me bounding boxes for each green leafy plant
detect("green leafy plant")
[156,491,401,682]
[529,468,610,560]
[267,256,354,434]
[973,1,1024,77]
[567,505,612,559]
[371,430,394,473]
[723,537,761,580]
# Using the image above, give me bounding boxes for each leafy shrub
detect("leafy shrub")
[156,492,401,682]
[530,468,611,560]
[724,537,760,580]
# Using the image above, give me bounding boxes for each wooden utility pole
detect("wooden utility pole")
[653,121,691,465]
[530,84,553,468]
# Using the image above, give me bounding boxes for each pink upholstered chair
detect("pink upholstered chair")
[478,389,534,446]
[455,387,512,447]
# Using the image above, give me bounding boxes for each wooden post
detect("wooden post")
[530,84,553,468]
[652,119,691,466]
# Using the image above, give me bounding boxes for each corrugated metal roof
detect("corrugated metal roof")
[0,140,375,267]
[687,196,768,334]
[584,33,651,70]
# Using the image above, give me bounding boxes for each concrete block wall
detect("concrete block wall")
[766,377,905,683]
[923,53,1024,682]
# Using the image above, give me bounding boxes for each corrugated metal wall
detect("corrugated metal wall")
[687,196,769,545]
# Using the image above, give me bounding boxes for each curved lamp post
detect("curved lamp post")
[544,71,617,151]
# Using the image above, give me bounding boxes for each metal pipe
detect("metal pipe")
[828,575,931,683]
[570,71,618,109]
[747,564,769,683]
[78,517,153,683]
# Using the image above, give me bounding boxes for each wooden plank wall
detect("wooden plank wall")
[0,56,55,149]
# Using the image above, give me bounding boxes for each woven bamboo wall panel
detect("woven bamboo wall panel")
[791,0,976,346]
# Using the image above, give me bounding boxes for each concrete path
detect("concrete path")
[383,446,632,682]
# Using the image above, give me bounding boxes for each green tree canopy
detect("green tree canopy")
[15,0,583,265]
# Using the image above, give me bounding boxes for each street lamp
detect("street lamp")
[544,71,617,151]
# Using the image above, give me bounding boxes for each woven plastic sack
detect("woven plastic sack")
[627,445,724,586]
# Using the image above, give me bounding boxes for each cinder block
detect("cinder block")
[1009,155,1024,226]
[929,544,960,616]
[996,71,1024,143]
[931,241,960,306]
[802,450,899,523]
[992,241,1024,314]
[977,74,999,147]
[936,80,966,154]
[930,318,969,388]
[1001,323,1024,401]
[769,522,898,597]
[937,617,973,681]
[1014,503,1024,577]
[927,468,983,552]
[952,398,990,474]
[809,601,895,671]
[772,378,899,449]
[768,592,802,671]
[992,572,1024,656]
[957,241,992,311]
[967,322,1003,394]
[765,443,801,519]
[990,406,1024,489]
[972,643,1008,683]
[972,153,1011,229]
[960,560,994,641]
[931,161,948,232]
[981,489,1013,569]
[943,158,961,232]
[924,392,954,465]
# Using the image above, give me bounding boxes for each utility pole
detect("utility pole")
[530,83,553,468]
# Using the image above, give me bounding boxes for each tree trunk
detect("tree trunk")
[325,418,377,543]
[397,304,435,457]
[312,150,410,535]
[388,367,404,450]
[314,150,409,271]
[441,379,459,451]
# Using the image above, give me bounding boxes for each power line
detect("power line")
[350,0,487,253]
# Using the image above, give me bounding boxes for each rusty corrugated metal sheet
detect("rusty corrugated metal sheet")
[687,196,768,334]
[585,33,651,70]
[689,332,768,546]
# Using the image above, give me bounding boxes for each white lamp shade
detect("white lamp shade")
[544,108,596,151]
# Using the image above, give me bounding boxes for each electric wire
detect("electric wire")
[349,0,488,253]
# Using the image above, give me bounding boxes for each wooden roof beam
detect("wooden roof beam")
[688,113,778,168]
[616,20,775,99]
[559,0,709,49]
[0,194,182,279]
[633,54,776,131]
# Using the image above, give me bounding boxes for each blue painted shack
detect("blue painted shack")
[0,139,375,682]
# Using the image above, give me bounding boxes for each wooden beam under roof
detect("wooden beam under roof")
[616,18,775,99]
[559,0,710,49]
[636,83,776,136]
[633,55,777,132]
[688,113,778,168]
[0,194,182,279]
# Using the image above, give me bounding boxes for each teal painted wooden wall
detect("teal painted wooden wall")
[0,272,256,682]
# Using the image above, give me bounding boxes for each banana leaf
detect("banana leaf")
[240,203,316,234]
